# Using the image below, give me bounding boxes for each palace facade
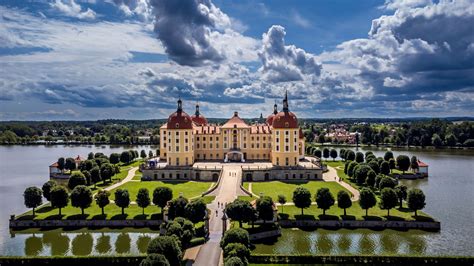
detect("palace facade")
[141,93,322,181]
[159,92,305,166]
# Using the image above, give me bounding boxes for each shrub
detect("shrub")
[147,236,182,266]
[354,164,371,185]
[68,172,86,190]
[223,243,250,263]
[224,257,245,266]
[379,176,397,190]
[140,254,170,266]
[168,196,189,220]
[220,228,249,249]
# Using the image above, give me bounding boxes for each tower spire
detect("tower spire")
[283,90,289,112]
[195,102,200,116]
[273,101,278,114]
[177,97,183,112]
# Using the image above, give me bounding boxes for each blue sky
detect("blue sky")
[0,0,473,120]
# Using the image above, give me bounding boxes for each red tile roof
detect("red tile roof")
[417,160,429,167]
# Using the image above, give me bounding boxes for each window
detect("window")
[185,157,188,165]
[185,138,188,143]
[285,157,289,166]
[263,143,266,148]
[257,143,260,148]
[203,144,206,149]
[276,138,279,143]
[197,137,200,141]
[224,143,227,149]
[276,145,280,151]
[176,132,179,136]
[185,146,188,151]
[176,146,179,152]
[285,146,289,151]
[175,123,179,128]
[257,137,259,141]
[285,138,289,143]
[210,137,213,141]
[203,137,206,141]
[251,144,254,148]
[185,131,188,135]
[169,173,172,178]
[197,144,200,149]
[210,143,213,149]
[276,157,280,165]
[216,144,219,149]
[164,143,167,148]
[176,157,180,165]
[216,137,219,141]
[276,131,280,135]
[176,138,179,143]
[210,154,213,159]
[243,143,246,149]
[285,131,289,135]
[163,131,166,135]
[162,173,165,179]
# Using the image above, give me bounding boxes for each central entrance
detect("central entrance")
[224,151,245,162]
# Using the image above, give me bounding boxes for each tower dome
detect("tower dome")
[191,103,208,126]
[167,98,193,129]
[266,102,278,125]
[272,91,298,129]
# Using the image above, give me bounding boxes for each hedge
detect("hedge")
[189,237,206,247]
[0,256,145,266]
[250,254,474,265]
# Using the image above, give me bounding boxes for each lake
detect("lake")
[253,146,474,256]
[0,145,473,256]
[0,145,158,256]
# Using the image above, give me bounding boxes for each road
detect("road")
[323,165,360,201]
[193,164,245,266]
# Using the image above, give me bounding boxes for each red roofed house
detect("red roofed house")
[415,160,429,177]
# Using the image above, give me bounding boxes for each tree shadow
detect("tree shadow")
[45,214,65,220]
[16,215,36,220]
[278,213,289,220]
[385,215,405,221]
[318,214,339,221]
[413,215,434,222]
[37,206,54,213]
[150,213,163,220]
[111,214,128,220]
[133,214,149,220]
[341,215,356,221]
[91,214,107,220]
[363,215,383,221]
[295,214,315,220]
[397,207,412,213]
[67,214,89,220]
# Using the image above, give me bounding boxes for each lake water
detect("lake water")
[254,146,474,256]
[0,145,158,256]
[0,145,473,256]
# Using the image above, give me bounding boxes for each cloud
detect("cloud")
[149,0,230,66]
[258,25,322,82]
[290,10,311,28]
[51,0,97,20]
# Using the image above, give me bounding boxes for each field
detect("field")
[277,203,433,222]
[109,180,214,200]
[247,180,352,202]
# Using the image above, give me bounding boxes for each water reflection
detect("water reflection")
[380,233,399,254]
[24,235,42,256]
[43,232,69,256]
[95,234,112,254]
[407,234,426,255]
[137,235,151,254]
[72,233,93,256]
[315,232,333,254]
[115,233,131,254]
[336,234,352,253]
[358,234,375,255]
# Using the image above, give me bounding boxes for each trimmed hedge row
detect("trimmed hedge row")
[250,254,474,265]
[0,256,145,266]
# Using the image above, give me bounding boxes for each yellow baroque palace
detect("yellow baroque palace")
[159,92,305,167]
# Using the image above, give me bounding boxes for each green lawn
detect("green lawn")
[109,180,213,200]
[278,203,433,222]
[237,196,255,202]
[247,180,351,202]
[18,202,163,221]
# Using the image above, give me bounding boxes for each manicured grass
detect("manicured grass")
[110,180,213,200]
[18,202,163,221]
[238,196,255,202]
[243,182,250,191]
[278,203,433,222]
[197,195,216,204]
[248,180,351,202]
[132,173,143,180]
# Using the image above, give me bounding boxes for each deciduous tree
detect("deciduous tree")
[24,187,43,216]
[315,188,334,215]
[70,185,93,215]
[256,196,274,223]
[68,172,86,190]
[379,188,398,217]
[51,186,69,216]
[153,187,173,218]
[337,190,352,216]
[185,199,207,223]
[293,187,312,215]
[396,155,410,174]
[147,236,182,266]
[114,189,130,215]
[136,188,151,215]
[407,188,426,217]
[330,149,338,161]
[359,188,376,217]
[42,180,57,202]
[95,190,110,215]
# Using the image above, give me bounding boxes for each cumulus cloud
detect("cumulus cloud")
[322,0,474,98]
[51,0,97,20]
[150,0,230,66]
[258,25,322,82]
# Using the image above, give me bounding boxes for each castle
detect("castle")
[142,92,322,181]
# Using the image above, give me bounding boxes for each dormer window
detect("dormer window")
[175,123,179,128]
[285,122,289,128]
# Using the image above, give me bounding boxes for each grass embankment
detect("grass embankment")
[277,203,432,222]
[109,180,213,200]
[247,180,351,201]
[18,180,214,220]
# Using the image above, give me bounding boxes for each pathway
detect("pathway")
[104,166,139,192]
[323,165,360,201]
[193,164,245,266]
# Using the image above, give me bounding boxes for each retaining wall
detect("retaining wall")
[10,219,163,230]
[278,219,440,231]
